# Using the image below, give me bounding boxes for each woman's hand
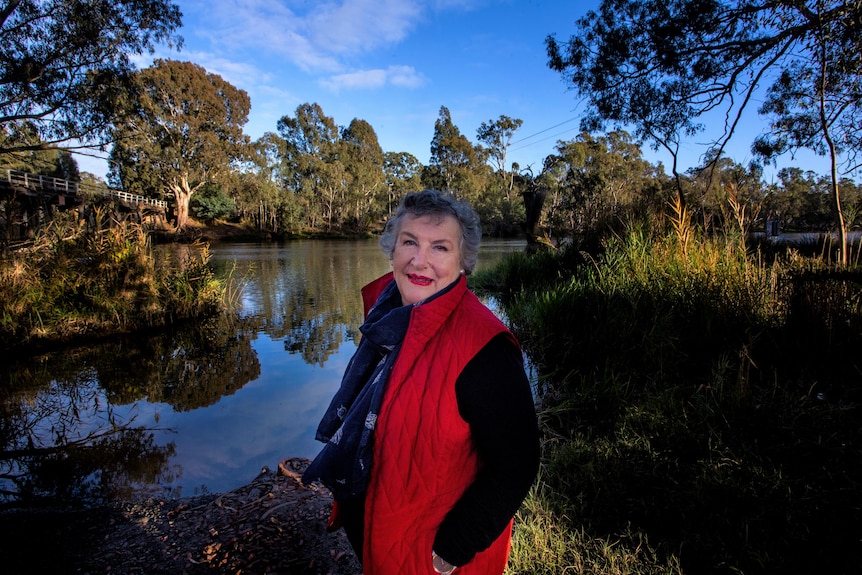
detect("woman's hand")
[432,551,457,574]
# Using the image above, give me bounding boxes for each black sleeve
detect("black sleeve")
[432,333,541,567]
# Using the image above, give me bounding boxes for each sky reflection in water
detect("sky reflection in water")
[1,239,525,501]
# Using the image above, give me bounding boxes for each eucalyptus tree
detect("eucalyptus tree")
[0,0,182,158]
[383,151,423,216]
[477,115,523,199]
[109,59,250,231]
[474,115,527,235]
[277,103,344,231]
[548,130,666,241]
[242,132,301,234]
[753,1,862,263]
[425,106,489,205]
[766,167,828,231]
[341,118,386,231]
[546,0,862,263]
[231,169,281,233]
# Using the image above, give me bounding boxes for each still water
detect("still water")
[0,238,525,504]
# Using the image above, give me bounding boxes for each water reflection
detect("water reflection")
[209,240,393,366]
[1,350,175,506]
[0,239,524,504]
[0,314,262,505]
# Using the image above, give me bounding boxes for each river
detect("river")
[0,238,525,503]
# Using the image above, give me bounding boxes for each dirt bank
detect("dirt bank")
[0,459,361,575]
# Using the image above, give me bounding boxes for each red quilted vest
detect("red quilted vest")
[359,273,516,575]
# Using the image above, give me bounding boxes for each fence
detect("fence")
[2,169,168,208]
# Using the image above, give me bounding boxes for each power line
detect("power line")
[509,117,579,146]
[509,125,581,153]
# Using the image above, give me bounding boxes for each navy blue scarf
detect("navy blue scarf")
[301,279,411,501]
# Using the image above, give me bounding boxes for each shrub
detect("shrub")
[0,212,226,351]
[486,227,862,574]
[191,184,236,224]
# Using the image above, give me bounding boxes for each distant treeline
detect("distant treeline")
[5,101,861,244]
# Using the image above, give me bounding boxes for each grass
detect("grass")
[476,225,862,575]
[0,210,230,352]
[508,478,683,575]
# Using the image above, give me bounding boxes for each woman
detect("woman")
[302,189,540,574]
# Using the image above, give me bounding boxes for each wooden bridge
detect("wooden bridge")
[1,169,170,241]
[1,169,168,208]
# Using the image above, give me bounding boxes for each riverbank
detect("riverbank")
[0,216,228,354]
[0,459,361,575]
[149,219,377,244]
[150,220,272,244]
[473,233,862,574]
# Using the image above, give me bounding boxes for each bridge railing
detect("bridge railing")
[2,169,168,208]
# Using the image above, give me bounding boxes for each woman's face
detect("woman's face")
[391,213,463,306]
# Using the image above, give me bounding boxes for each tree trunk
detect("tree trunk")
[818,49,847,267]
[172,177,193,232]
[522,183,548,251]
[828,148,847,266]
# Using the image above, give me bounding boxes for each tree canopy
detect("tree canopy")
[341,118,386,230]
[425,105,489,205]
[546,0,861,167]
[110,59,250,231]
[276,103,344,231]
[546,0,862,263]
[0,0,182,157]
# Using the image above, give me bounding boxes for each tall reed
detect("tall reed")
[0,213,227,351]
[481,225,862,575]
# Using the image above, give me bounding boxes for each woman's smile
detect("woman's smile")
[407,273,433,286]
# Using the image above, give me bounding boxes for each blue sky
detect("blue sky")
[78,0,835,182]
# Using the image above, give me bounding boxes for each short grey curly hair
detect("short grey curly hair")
[379,189,482,275]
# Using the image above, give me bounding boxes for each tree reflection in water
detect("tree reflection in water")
[0,314,261,507]
[211,241,380,367]
[1,240,523,504]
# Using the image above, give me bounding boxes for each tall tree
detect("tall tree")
[546,0,862,262]
[477,115,523,199]
[277,103,343,231]
[425,106,488,204]
[548,130,665,241]
[0,0,182,157]
[765,167,829,231]
[753,0,862,264]
[341,118,385,231]
[383,151,423,216]
[110,59,250,231]
[239,133,300,234]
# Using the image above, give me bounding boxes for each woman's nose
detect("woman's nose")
[412,245,429,267]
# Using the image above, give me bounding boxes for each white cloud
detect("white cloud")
[306,0,424,55]
[321,69,387,91]
[320,65,426,92]
[388,65,427,88]
[185,0,340,72]
[182,0,425,73]
[182,50,270,89]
